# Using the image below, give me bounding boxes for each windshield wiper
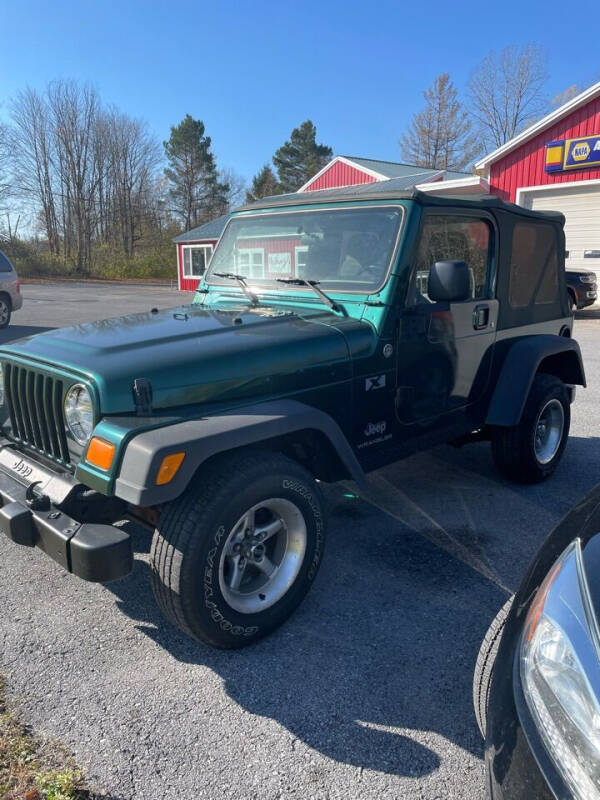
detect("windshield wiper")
[212,272,259,306]
[276,278,342,312]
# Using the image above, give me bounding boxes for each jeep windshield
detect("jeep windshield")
[205,205,403,294]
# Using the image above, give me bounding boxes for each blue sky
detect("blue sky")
[0,0,597,183]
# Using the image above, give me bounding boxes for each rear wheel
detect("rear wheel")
[491,374,570,483]
[150,450,326,648]
[0,295,12,328]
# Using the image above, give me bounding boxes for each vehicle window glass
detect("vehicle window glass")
[0,252,14,273]
[509,223,558,308]
[206,207,403,293]
[412,215,492,303]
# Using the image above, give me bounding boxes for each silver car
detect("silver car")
[0,250,23,328]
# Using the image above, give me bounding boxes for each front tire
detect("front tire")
[150,450,326,648]
[491,374,570,483]
[473,596,514,738]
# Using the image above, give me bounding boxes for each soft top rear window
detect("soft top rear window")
[508,222,559,308]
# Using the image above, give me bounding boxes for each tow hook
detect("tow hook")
[25,481,51,511]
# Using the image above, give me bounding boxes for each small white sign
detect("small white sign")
[268,252,291,274]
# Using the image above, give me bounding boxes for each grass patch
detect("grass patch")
[0,675,99,800]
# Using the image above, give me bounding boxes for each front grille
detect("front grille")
[4,363,70,464]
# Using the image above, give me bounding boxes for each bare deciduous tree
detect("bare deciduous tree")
[219,167,247,209]
[10,79,166,273]
[11,88,60,254]
[0,123,10,206]
[551,85,580,108]
[401,73,478,171]
[468,45,548,150]
[104,110,161,257]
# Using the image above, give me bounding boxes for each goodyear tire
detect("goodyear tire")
[473,596,514,738]
[150,450,326,648]
[491,374,570,483]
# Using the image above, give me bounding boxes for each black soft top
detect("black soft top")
[237,183,565,226]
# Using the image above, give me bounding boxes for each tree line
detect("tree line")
[0,44,570,279]
[0,81,334,278]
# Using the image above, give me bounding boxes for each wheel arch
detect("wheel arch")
[114,400,366,506]
[486,335,585,427]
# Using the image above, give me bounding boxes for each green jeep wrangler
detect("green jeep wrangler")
[0,185,585,648]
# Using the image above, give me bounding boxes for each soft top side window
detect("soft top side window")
[508,222,559,308]
[411,214,492,304]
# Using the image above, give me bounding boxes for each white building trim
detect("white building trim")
[416,175,489,195]
[475,81,600,172]
[515,177,600,207]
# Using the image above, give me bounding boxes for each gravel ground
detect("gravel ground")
[0,283,598,800]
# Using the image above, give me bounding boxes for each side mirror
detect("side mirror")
[427,260,471,302]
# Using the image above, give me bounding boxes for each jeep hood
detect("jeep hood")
[0,304,375,413]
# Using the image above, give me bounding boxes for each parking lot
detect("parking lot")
[0,281,598,800]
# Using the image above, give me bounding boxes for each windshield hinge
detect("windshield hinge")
[132,378,153,417]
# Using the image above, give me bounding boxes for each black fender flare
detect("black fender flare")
[486,335,586,427]
[114,399,366,506]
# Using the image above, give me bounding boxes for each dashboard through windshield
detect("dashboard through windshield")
[206,205,403,293]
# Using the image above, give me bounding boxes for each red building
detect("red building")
[172,156,475,290]
[476,81,600,280]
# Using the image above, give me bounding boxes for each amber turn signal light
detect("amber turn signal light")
[156,452,185,485]
[86,437,116,471]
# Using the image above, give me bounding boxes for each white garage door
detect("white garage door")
[520,184,600,284]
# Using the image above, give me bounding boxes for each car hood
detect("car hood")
[0,303,375,413]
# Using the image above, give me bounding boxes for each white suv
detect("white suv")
[0,251,23,328]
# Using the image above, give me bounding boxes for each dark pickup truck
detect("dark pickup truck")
[0,185,585,648]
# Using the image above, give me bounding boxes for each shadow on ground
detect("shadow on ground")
[104,483,510,778]
[100,434,600,779]
[575,308,600,320]
[0,325,55,343]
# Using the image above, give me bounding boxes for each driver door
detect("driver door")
[396,211,498,426]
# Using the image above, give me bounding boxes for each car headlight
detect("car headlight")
[580,275,597,285]
[520,539,600,799]
[64,384,94,445]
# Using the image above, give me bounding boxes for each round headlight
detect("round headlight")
[64,384,94,445]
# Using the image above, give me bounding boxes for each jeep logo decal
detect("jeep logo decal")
[11,459,33,478]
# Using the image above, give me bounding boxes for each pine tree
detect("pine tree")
[245,165,281,203]
[164,115,229,230]
[273,121,333,193]
[401,74,478,171]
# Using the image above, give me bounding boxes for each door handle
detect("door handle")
[472,304,489,330]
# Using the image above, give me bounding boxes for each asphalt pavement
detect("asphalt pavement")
[0,282,598,800]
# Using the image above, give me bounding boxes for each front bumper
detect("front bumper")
[0,446,132,582]
[575,286,597,309]
[10,289,23,311]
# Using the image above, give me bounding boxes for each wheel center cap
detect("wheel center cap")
[241,539,265,560]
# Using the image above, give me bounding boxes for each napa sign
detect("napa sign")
[545,135,600,173]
